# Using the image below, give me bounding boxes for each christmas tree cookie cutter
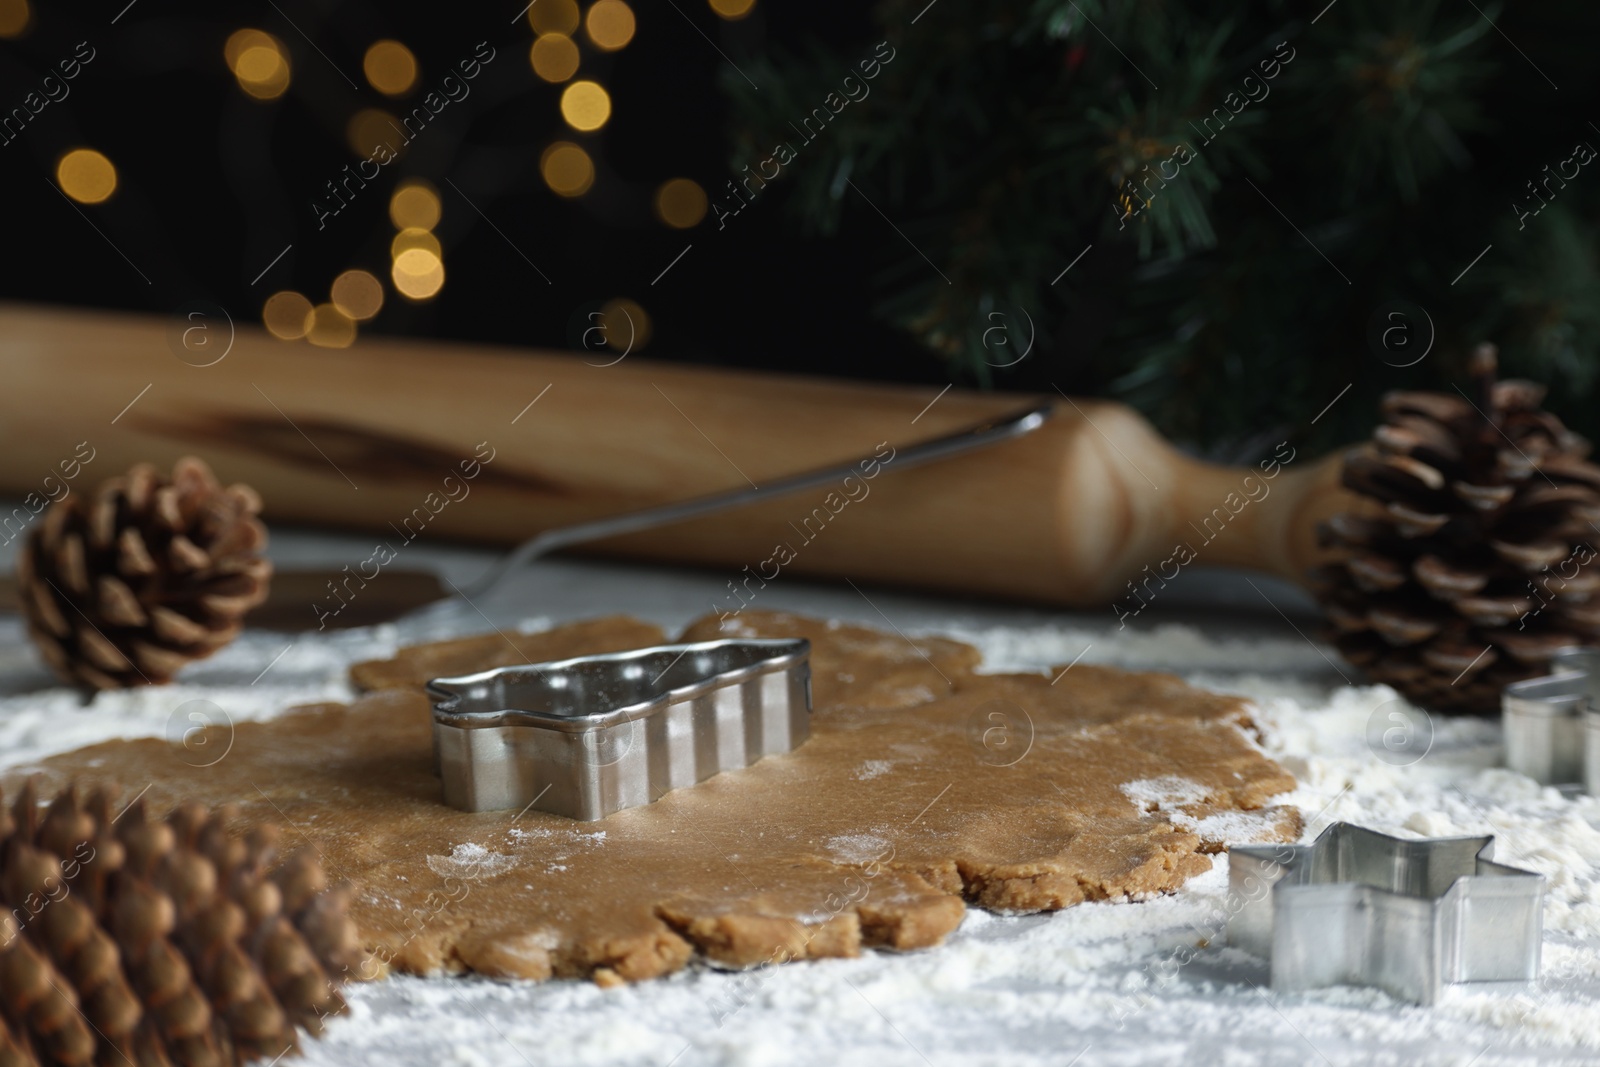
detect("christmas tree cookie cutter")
[1228,822,1544,1005]
[1502,647,1600,792]
[427,638,812,819]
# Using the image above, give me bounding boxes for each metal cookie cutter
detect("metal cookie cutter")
[428,638,811,819]
[1228,822,1544,1005]
[1502,647,1600,792]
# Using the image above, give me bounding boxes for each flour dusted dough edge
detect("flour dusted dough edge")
[21,610,1301,985]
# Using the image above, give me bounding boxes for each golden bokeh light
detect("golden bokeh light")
[225,29,290,99]
[540,142,595,197]
[599,297,650,351]
[392,248,445,301]
[224,29,274,70]
[243,73,290,101]
[347,109,404,158]
[263,291,314,340]
[529,33,580,83]
[331,269,385,321]
[56,149,117,204]
[306,303,357,348]
[709,0,756,19]
[0,0,31,38]
[529,0,580,36]
[391,227,442,259]
[654,178,707,229]
[235,47,280,81]
[559,80,611,132]
[389,181,441,230]
[363,40,418,96]
[585,0,635,51]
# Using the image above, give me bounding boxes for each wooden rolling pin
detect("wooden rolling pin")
[0,303,1357,608]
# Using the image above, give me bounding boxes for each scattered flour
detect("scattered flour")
[856,760,893,781]
[1121,776,1289,847]
[5,614,1600,1065]
[425,843,517,880]
[824,833,892,865]
[1168,807,1289,846]
[1120,775,1211,812]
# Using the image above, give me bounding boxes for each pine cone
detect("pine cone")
[19,458,271,690]
[0,780,365,1066]
[1313,344,1600,712]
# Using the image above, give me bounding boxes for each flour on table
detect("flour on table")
[7,615,1600,1066]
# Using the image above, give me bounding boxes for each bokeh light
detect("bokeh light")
[225,29,290,100]
[529,0,580,36]
[600,297,651,351]
[56,149,117,204]
[392,248,445,301]
[560,80,611,132]
[364,40,418,96]
[654,178,708,228]
[331,269,385,321]
[585,0,635,51]
[235,48,278,80]
[348,109,403,158]
[0,0,29,38]
[224,29,273,69]
[709,0,756,19]
[540,142,595,197]
[391,228,442,259]
[306,303,357,348]
[263,292,314,340]
[530,34,580,83]
[389,181,441,230]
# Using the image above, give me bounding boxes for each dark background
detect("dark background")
[0,1,940,382]
[6,1,1600,461]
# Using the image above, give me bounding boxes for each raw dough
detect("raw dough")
[15,611,1299,985]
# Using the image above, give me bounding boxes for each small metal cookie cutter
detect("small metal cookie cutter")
[1228,822,1544,1005]
[428,638,811,819]
[1502,647,1600,792]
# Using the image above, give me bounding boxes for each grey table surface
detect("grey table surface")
[5,522,1592,1067]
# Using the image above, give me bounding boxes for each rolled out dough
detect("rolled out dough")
[16,611,1300,985]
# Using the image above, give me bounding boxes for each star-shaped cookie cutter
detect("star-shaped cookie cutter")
[1228,822,1544,1005]
[1502,647,1600,792]
[428,638,812,819]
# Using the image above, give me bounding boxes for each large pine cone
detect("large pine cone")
[0,780,364,1066]
[1314,345,1600,712]
[19,458,271,690]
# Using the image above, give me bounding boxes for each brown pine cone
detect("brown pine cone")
[18,457,272,690]
[1313,344,1600,712]
[0,780,365,1066]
